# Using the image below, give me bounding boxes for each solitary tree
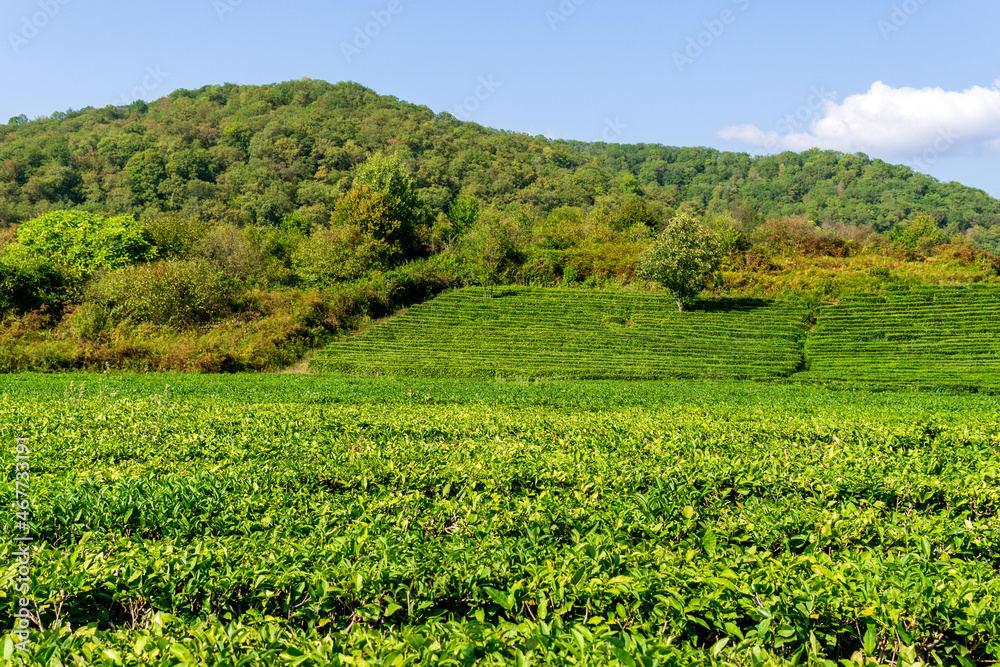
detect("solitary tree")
[895,212,947,254]
[466,216,516,297]
[638,212,721,312]
[448,193,480,236]
[430,193,480,252]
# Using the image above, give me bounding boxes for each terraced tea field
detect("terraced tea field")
[2,375,999,665]
[310,288,811,380]
[798,285,1000,390]
[314,285,1000,393]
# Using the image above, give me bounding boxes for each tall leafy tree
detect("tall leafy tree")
[448,193,480,233]
[612,196,660,232]
[124,148,168,205]
[352,153,428,257]
[329,184,399,262]
[466,216,517,297]
[638,212,721,312]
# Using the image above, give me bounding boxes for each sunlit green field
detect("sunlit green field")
[310,288,811,381]
[2,374,999,665]
[799,285,1000,391]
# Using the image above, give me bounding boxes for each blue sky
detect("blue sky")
[3,0,1000,196]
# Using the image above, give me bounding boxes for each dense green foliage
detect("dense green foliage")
[8,210,155,277]
[83,260,239,327]
[2,79,1000,372]
[797,285,1000,390]
[1,376,999,665]
[0,252,68,316]
[5,79,1000,667]
[0,260,457,373]
[2,79,999,248]
[311,287,810,380]
[638,212,722,311]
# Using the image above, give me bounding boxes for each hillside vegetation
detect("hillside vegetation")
[311,287,810,380]
[2,79,1000,248]
[312,284,1000,392]
[2,79,1000,372]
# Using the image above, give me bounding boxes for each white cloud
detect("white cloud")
[718,81,1000,157]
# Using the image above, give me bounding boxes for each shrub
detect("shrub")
[611,196,661,232]
[893,212,948,254]
[195,224,272,284]
[533,207,586,250]
[564,240,644,283]
[26,340,76,370]
[515,247,563,286]
[754,216,858,258]
[12,210,155,276]
[756,216,821,253]
[85,259,239,327]
[967,224,1000,255]
[244,225,302,285]
[868,266,892,280]
[798,235,855,258]
[67,303,111,342]
[0,246,72,315]
[141,213,209,259]
[713,223,753,257]
[293,223,393,286]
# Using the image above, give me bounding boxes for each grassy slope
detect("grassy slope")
[310,287,812,380]
[312,282,1000,392]
[796,285,1000,390]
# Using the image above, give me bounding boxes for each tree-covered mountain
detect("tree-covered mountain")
[3,78,1000,373]
[2,78,999,251]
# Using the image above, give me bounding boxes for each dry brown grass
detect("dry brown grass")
[279,351,315,374]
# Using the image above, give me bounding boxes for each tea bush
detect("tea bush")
[1,377,998,664]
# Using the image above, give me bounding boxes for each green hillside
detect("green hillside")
[3,79,1000,375]
[797,285,1000,390]
[2,78,1000,249]
[310,287,811,380]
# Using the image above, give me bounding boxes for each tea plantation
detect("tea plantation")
[797,285,1000,391]
[4,285,1000,665]
[313,285,1000,393]
[2,375,1000,665]
[310,288,812,380]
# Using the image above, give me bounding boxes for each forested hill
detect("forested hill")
[2,78,999,248]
